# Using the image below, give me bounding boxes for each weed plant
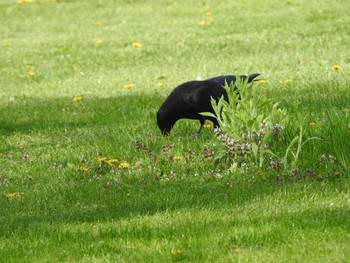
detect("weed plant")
[202,79,335,182]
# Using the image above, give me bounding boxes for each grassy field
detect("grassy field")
[1,0,350,262]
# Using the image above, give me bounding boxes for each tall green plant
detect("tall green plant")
[202,78,322,175]
[201,78,287,169]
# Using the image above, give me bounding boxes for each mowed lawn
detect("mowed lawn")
[1,0,350,262]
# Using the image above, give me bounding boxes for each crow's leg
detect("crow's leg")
[198,117,205,133]
[211,118,219,129]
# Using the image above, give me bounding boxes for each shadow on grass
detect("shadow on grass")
[2,177,350,238]
[0,95,163,136]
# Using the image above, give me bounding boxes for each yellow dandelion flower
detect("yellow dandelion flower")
[132,42,142,48]
[72,96,83,102]
[3,41,12,46]
[309,122,316,127]
[285,79,292,84]
[258,79,266,85]
[176,41,183,47]
[95,39,104,46]
[203,124,212,129]
[158,82,164,88]
[17,0,32,4]
[27,71,35,77]
[234,248,241,253]
[171,249,184,255]
[332,64,342,71]
[80,167,90,172]
[6,192,21,198]
[205,12,215,21]
[198,21,206,27]
[105,159,118,166]
[123,82,134,89]
[174,156,182,161]
[97,157,107,162]
[95,21,102,27]
[118,162,130,169]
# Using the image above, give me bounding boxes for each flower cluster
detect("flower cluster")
[79,153,131,179]
[198,10,215,27]
[213,122,283,168]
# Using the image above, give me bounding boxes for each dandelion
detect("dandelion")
[309,121,316,127]
[258,79,266,85]
[72,96,83,102]
[205,11,215,21]
[234,248,241,253]
[97,157,106,162]
[332,64,342,71]
[198,21,206,26]
[80,167,90,172]
[176,41,183,47]
[95,39,104,46]
[17,0,32,5]
[171,249,184,255]
[27,71,35,77]
[3,41,12,46]
[203,123,212,129]
[105,159,118,166]
[132,42,142,48]
[174,156,182,161]
[123,82,134,89]
[284,79,292,84]
[6,192,21,198]
[118,162,130,169]
[95,21,102,27]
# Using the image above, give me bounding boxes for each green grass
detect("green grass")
[1,0,350,262]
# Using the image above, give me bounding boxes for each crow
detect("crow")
[157,73,260,135]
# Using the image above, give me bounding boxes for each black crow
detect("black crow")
[157,73,260,135]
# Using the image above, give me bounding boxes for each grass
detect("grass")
[1,0,350,262]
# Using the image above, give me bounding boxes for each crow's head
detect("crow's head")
[157,109,173,136]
